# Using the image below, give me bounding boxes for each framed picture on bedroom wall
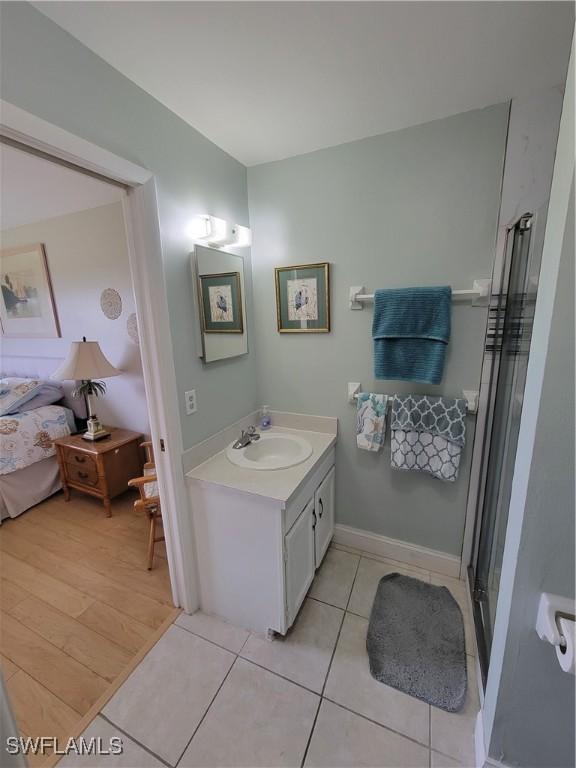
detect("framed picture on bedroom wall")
[0,243,60,337]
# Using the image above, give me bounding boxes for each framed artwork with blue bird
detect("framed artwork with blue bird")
[198,271,244,333]
[275,262,330,333]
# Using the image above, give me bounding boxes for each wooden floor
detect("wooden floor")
[0,490,176,765]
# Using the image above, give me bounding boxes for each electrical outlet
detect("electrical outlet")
[185,389,197,415]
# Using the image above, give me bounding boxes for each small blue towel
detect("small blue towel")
[372,286,451,384]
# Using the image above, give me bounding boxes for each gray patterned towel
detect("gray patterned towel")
[390,395,467,481]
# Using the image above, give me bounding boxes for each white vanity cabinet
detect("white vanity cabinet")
[189,447,335,635]
[314,465,335,565]
[284,497,316,627]
[285,466,335,626]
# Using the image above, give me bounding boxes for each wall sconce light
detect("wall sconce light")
[231,224,252,247]
[187,215,251,248]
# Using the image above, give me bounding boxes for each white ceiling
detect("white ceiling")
[0,144,123,230]
[36,2,573,166]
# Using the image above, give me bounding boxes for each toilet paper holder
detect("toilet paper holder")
[535,592,575,652]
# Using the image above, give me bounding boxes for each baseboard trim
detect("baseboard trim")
[333,524,461,578]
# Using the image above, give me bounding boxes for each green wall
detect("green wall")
[248,105,509,555]
[0,1,258,450]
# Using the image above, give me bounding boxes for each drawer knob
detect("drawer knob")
[75,455,86,463]
[78,471,89,479]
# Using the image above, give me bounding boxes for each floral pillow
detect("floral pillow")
[0,378,52,416]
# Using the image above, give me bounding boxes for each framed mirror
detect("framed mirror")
[192,245,248,363]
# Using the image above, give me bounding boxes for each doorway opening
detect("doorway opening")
[0,119,191,761]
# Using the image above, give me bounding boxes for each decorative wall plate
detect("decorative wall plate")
[100,288,122,319]
[127,312,139,345]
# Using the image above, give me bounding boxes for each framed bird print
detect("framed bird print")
[198,271,244,333]
[275,262,330,333]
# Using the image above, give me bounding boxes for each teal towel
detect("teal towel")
[372,286,451,384]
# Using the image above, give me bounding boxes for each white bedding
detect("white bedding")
[0,404,75,475]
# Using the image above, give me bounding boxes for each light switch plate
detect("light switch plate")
[185,389,197,415]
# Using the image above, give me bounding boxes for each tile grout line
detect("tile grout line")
[315,551,361,698]
[299,696,322,768]
[237,631,251,655]
[358,550,432,577]
[301,549,362,767]
[97,621,243,768]
[321,696,431,753]
[433,746,470,764]
[318,548,435,753]
[318,550,361,701]
[173,618,249,656]
[98,712,172,768]
[298,600,349,765]
[174,655,239,767]
[239,655,321,697]
[307,594,347,612]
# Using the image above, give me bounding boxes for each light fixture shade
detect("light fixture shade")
[188,214,251,247]
[51,341,121,381]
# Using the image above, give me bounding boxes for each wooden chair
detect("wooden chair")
[128,441,164,570]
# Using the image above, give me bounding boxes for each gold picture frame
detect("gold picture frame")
[274,262,330,333]
[0,243,61,338]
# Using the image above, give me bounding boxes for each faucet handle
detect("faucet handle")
[247,425,257,435]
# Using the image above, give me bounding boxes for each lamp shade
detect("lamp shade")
[51,340,121,381]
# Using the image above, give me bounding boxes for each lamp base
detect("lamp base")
[82,428,111,441]
[82,415,110,441]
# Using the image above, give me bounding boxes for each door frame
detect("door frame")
[0,99,198,613]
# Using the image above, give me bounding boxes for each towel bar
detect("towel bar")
[347,382,479,414]
[349,279,491,309]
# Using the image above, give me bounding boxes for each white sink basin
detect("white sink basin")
[226,432,313,471]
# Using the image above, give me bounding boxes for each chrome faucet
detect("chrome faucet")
[232,425,261,449]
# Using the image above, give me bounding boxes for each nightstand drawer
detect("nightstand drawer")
[62,447,97,473]
[66,462,99,488]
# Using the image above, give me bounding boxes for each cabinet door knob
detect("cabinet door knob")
[318,498,324,519]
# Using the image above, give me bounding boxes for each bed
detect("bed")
[0,404,76,520]
[0,362,84,521]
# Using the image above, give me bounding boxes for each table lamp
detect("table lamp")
[51,337,121,440]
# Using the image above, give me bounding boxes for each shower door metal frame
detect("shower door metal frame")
[470,213,534,564]
[464,209,542,684]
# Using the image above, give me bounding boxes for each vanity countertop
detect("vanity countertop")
[185,426,336,504]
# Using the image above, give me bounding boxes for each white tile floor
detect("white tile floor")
[64,546,480,768]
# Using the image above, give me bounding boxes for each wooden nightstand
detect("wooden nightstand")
[54,429,143,517]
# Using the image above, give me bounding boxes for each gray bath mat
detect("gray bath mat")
[366,573,467,712]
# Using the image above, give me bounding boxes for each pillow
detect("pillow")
[17,385,64,412]
[0,378,62,415]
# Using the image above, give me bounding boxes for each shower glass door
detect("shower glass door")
[472,211,542,665]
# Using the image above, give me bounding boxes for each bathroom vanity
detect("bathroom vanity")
[186,423,336,635]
